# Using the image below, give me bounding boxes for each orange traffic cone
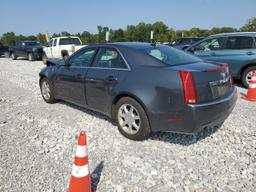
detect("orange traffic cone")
[69,131,91,192]
[242,71,256,101]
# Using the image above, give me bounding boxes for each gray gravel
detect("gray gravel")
[0,58,255,192]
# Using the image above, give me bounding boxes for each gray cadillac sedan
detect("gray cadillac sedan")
[39,42,237,140]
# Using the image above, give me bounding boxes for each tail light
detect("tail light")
[179,71,197,104]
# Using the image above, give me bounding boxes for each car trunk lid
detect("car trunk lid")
[172,62,233,103]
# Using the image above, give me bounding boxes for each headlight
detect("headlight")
[32,48,38,52]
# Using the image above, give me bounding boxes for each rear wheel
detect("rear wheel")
[40,78,57,103]
[28,53,34,61]
[11,52,17,60]
[115,97,151,140]
[241,66,256,88]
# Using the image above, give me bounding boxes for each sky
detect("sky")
[0,0,255,36]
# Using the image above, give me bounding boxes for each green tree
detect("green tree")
[152,22,168,42]
[37,33,47,44]
[97,26,109,43]
[61,31,71,36]
[80,31,95,44]
[111,28,125,42]
[1,32,16,45]
[240,17,256,32]
[125,25,136,41]
[134,22,152,42]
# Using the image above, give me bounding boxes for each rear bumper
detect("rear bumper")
[150,87,237,133]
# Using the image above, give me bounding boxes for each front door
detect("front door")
[191,37,227,62]
[53,47,97,106]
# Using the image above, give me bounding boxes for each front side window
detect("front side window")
[94,48,127,69]
[226,36,254,49]
[59,38,81,45]
[143,45,201,66]
[49,39,54,47]
[69,48,96,67]
[193,37,226,51]
[53,39,57,47]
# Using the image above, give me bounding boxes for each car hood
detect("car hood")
[46,59,65,66]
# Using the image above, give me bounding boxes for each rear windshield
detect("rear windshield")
[142,45,201,66]
[59,38,81,45]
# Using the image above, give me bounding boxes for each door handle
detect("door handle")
[210,52,216,56]
[246,52,254,55]
[106,76,118,82]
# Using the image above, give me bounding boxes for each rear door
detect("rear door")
[213,36,256,76]
[53,47,97,106]
[85,47,130,113]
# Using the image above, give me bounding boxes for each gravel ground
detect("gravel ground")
[0,58,255,192]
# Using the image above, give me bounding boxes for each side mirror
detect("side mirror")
[187,47,194,53]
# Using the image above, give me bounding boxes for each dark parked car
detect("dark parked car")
[170,37,203,50]
[0,42,8,56]
[39,42,237,140]
[185,32,256,88]
[9,41,44,61]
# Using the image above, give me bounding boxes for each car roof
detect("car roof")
[209,32,256,38]
[52,36,80,39]
[93,42,160,50]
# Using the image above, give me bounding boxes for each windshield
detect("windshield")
[59,38,81,45]
[142,45,201,66]
[25,42,42,46]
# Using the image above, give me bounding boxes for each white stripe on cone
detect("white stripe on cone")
[72,164,89,178]
[76,145,88,158]
[249,83,256,88]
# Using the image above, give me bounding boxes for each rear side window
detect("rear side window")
[94,48,127,69]
[226,36,254,49]
[143,45,201,66]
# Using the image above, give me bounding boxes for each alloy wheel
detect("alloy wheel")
[41,81,51,100]
[118,104,141,135]
[246,71,253,86]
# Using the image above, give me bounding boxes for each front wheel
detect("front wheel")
[11,52,17,60]
[42,54,48,64]
[40,78,57,103]
[241,66,256,88]
[115,97,151,141]
[28,53,34,61]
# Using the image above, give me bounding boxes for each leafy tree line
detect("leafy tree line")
[1,17,255,46]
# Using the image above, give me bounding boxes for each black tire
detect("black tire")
[28,53,34,61]
[40,78,57,103]
[115,97,151,141]
[11,52,17,60]
[241,66,256,88]
[42,53,48,64]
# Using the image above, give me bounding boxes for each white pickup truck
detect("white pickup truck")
[42,36,86,63]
